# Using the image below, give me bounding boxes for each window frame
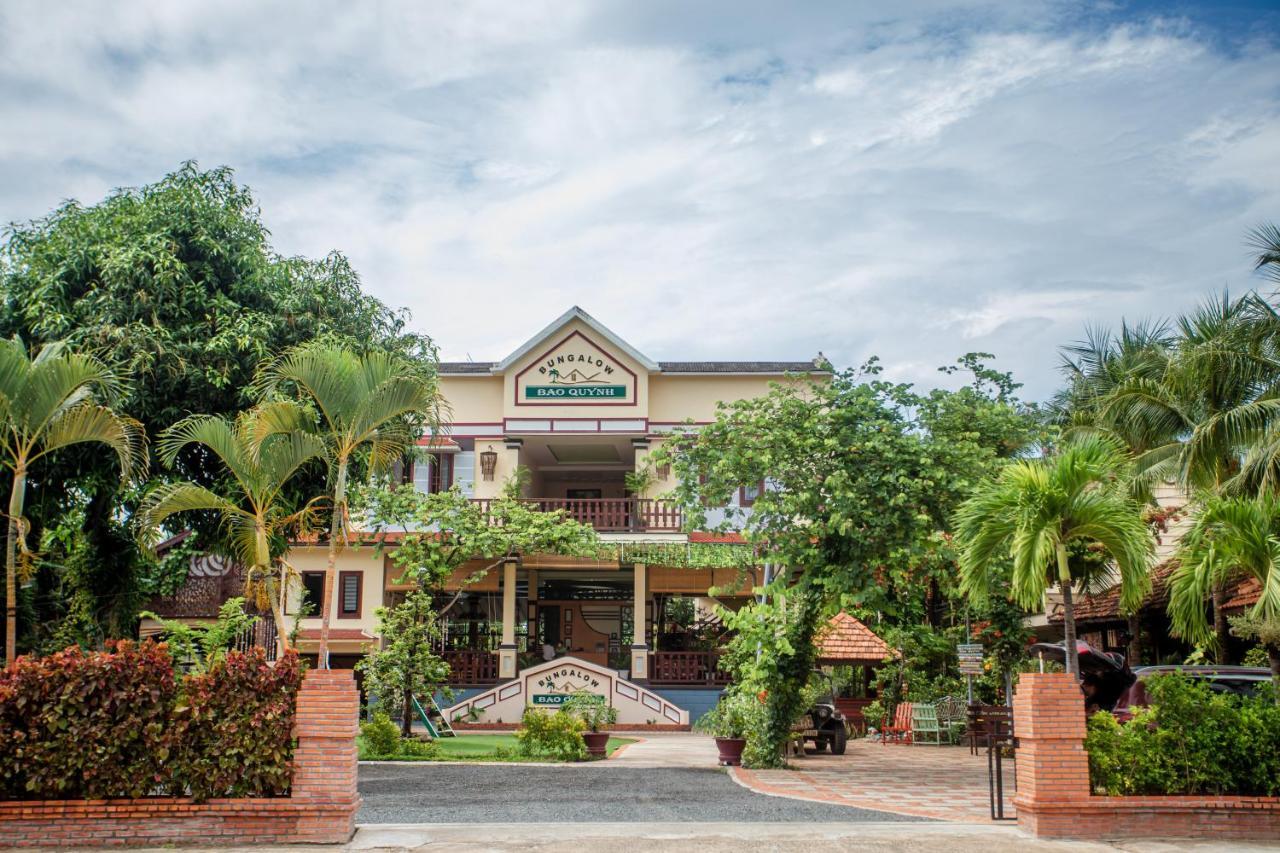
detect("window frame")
[296,571,326,616]
[337,571,362,619]
[739,480,765,507]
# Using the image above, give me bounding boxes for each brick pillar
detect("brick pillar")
[1012,672,1091,835]
[290,668,361,843]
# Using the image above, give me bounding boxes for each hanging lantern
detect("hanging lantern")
[480,449,498,480]
[655,462,671,480]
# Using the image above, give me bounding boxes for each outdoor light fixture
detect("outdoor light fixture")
[655,462,670,480]
[479,449,498,480]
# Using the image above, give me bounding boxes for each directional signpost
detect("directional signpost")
[958,642,984,703]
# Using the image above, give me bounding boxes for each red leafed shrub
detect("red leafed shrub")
[0,640,176,799]
[170,648,304,801]
[0,642,305,802]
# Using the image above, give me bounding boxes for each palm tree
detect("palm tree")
[252,344,439,667]
[137,410,327,649]
[954,436,1154,676]
[1096,292,1280,657]
[1249,222,1280,284]
[1171,495,1280,693]
[0,338,146,664]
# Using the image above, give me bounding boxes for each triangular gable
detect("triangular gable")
[495,306,659,373]
[816,612,895,663]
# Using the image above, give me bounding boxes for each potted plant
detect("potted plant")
[563,693,618,757]
[695,691,755,766]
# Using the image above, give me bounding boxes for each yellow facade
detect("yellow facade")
[288,306,825,673]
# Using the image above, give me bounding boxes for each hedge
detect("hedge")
[0,640,303,802]
[1085,673,1280,797]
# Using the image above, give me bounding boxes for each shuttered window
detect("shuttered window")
[338,571,361,618]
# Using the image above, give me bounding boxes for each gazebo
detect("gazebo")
[815,612,895,732]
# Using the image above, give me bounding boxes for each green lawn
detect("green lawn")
[357,732,635,762]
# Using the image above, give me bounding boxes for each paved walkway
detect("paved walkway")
[608,731,720,767]
[74,822,1280,852]
[733,738,1009,822]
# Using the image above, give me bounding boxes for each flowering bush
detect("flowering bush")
[0,641,304,802]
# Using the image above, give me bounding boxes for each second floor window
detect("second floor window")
[338,571,361,618]
[412,452,455,493]
[300,571,325,615]
[739,480,764,507]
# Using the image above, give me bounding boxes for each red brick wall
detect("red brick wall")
[0,668,361,847]
[1013,672,1280,840]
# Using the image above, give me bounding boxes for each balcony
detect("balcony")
[470,497,682,532]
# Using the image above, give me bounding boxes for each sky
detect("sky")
[2,1,1279,401]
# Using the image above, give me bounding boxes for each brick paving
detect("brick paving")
[732,738,1013,822]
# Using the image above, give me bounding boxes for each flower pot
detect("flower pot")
[714,736,747,766]
[583,730,611,757]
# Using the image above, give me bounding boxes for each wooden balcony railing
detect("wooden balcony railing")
[470,497,682,532]
[442,649,499,684]
[648,651,730,686]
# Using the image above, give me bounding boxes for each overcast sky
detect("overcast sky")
[2,1,1279,400]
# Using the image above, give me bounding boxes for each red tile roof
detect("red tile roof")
[416,436,461,450]
[688,531,747,544]
[1049,559,1178,624]
[1223,578,1262,613]
[815,612,895,664]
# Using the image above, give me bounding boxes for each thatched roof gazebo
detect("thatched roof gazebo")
[814,612,896,731]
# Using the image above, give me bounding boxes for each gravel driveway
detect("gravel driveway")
[358,764,926,824]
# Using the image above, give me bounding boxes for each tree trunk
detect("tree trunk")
[318,459,350,669]
[1211,583,1233,664]
[1268,643,1280,707]
[5,468,26,666]
[1126,613,1142,667]
[1056,542,1079,678]
[402,689,414,738]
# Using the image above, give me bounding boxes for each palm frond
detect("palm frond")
[33,404,147,480]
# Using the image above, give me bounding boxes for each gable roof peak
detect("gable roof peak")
[495,306,659,373]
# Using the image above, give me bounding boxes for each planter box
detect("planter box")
[1015,795,1280,841]
[1012,672,1280,842]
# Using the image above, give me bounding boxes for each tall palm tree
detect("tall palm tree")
[137,410,327,649]
[954,436,1154,676]
[252,344,438,667]
[0,338,146,664]
[1171,495,1280,693]
[1096,292,1280,657]
[1249,222,1280,284]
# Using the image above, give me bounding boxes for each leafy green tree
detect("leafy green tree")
[362,476,599,600]
[136,409,327,648]
[0,163,436,642]
[954,435,1154,676]
[0,338,145,663]
[357,589,451,737]
[253,344,440,666]
[664,366,945,765]
[139,596,259,674]
[1171,495,1280,693]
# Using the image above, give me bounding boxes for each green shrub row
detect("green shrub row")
[1085,674,1280,797]
[0,641,304,802]
[515,707,587,761]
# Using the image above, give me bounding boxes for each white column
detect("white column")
[498,558,518,681]
[630,562,648,681]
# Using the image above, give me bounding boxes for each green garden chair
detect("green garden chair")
[910,703,944,745]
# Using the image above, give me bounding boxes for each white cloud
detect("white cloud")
[1,1,1278,400]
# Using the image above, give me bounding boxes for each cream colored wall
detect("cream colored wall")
[648,374,794,423]
[285,545,386,640]
[438,375,503,425]
[471,439,522,500]
[501,317,650,420]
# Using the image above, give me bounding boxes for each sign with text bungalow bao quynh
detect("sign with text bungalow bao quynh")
[515,331,637,405]
[441,657,689,726]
